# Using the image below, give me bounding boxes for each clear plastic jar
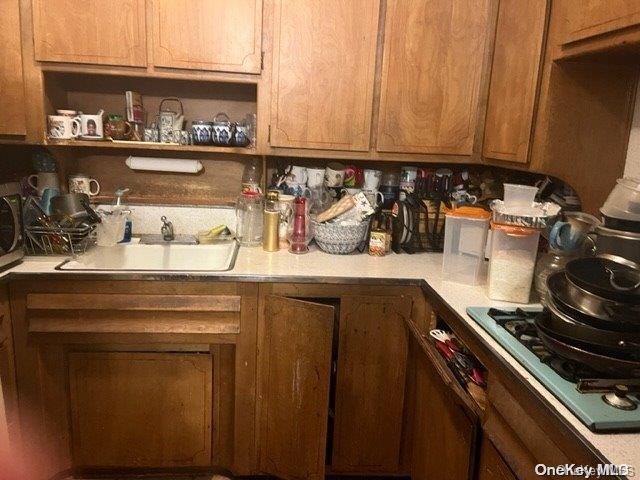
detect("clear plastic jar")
[488,223,541,303]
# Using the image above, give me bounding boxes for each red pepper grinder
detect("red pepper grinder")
[289,196,309,254]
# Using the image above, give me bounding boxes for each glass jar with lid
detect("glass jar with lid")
[236,191,263,246]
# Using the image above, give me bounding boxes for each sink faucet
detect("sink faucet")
[160,216,174,241]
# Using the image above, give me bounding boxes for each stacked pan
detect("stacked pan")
[538,256,640,378]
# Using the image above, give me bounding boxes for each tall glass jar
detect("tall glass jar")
[236,191,263,246]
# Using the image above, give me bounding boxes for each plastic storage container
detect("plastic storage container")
[488,223,541,303]
[442,207,491,285]
[503,183,538,207]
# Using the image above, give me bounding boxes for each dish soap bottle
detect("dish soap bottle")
[114,187,132,242]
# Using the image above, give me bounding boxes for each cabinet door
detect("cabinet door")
[260,295,334,480]
[32,0,146,66]
[269,0,379,151]
[69,352,212,467]
[377,0,490,155]
[412,344,477,480]
[477,437,517,480]
[0,0,26,135]
[482,0,548,163]
[151,0,262,73]
[331,296,411,473]
[561,0,640,45]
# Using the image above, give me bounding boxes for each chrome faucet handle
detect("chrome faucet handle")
[160,215,174,241]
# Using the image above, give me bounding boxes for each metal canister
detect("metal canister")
[263,210,280,252]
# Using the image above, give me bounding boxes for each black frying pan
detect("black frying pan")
[546,271,640,332]
[565,257,640,305]
[536,326,640,378]
[536,305,640,360]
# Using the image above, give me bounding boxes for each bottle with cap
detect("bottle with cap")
[263,190,280,252]
[113,187,132,242]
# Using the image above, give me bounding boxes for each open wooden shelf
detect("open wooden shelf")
[44,138,258,156]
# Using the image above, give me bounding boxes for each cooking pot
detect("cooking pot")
[50,193,101,224]
[595,225,640,264]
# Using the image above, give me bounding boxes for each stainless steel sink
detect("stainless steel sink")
[57,240,239,272]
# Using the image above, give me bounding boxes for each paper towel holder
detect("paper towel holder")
[125,156,204,174]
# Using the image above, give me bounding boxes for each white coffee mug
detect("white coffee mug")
[363,189,384,207]
[79,110,105,139]
[363,169,382,190]
[28,172,60,197]
[324,162,346,187]
[68,174,101,196]
[341,187,361,197]
[286,165,308,185]
[47,115,81,139]
[307,167,325,188]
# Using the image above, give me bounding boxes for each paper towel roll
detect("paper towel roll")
[125,156,203,173]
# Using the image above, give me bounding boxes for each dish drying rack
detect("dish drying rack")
[25,224,96,256]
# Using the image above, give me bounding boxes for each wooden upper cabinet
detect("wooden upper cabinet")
[151,0,262,73]
[32,0,147,67]
[331,296,411,473]
[482,0,548,163]
[0,0,26,135]
[376,0,490,155]
[269,0,380,151]
[561,0,640,45]
[260,295,334,480]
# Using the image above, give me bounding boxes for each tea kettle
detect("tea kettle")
[158,98,185,131]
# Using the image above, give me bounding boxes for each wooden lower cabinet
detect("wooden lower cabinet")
[8,279,257,479]
[411,338,478,480]
[259,295,335,480]
[477,437,517,480]
[331,295,411,473]
[68,352,212,468]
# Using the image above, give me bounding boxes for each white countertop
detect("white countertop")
[2,247,639,470]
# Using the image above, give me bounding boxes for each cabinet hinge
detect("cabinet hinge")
[268,125,271,142]
[261,51,265,71]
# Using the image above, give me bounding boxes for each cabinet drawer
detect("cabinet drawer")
[26,292,241,335]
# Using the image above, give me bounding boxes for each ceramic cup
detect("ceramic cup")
[28,172,60,197]
[363,169,382,190]
[324,162,346,187]
[68,173,100,197]
[79,111,104,139]
[47,115,81,139]
[212,112,232,145]
[307,167,325,189]
[344,165,364,188]
[400,166,418,192]
[284,182,311,198]
[143,127,159,143]
[192,121,213,145]
[56,109,77,117]
[286,165,308,185]
[341,187,361,197]
[363,189,384,207]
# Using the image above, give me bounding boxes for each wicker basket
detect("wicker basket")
[313,220,369,255]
